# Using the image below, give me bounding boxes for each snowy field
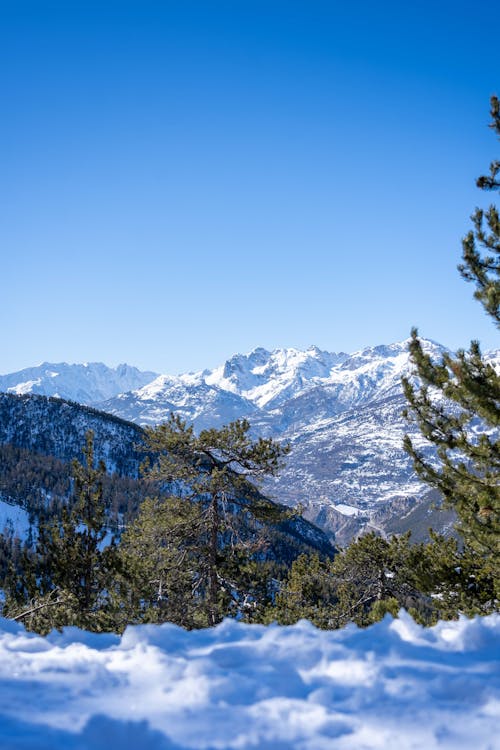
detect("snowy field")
[0,613,498,750]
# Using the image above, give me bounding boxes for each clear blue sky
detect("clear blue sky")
[2,0,499,374]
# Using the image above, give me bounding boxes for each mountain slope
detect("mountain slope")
[102,373,258,430]
[0,393,333,558]
[0,392,145,477]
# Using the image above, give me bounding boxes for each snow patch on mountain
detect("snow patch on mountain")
[0,499,30,540]
[334,503,361,516]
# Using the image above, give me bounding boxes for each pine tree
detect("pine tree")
[328,532,435,626]
[4,431,118,633]
[112,495,202,629]
[460,95,500,321]
[142,415,290,626]
[269,533,437,628]
[411,530,497,619]
[268,553,338,627]
[402,97,500,604]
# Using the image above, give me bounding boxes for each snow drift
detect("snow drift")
[0,612,498,749]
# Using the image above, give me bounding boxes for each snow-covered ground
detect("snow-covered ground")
[0,499,31,540]
[0,612,498,750]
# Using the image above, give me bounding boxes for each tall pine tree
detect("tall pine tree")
[402,97,499,600]
[142,415,290,626]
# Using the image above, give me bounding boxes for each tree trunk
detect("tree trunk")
[207,495,220,626]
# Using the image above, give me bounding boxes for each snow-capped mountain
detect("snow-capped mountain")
[105,372,258,430]
[93,338,469,541]
[96,345,353,426]
[204,345,350,408]
[2,339,490,543]
[100,339,437,427]
[0,362,158,404]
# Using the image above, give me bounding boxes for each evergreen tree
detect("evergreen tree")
[460,95,500,321]
[142,415,290,626]
[402,96,499,604]
[328,532,432,626]
[269,533,436,628]
[112,495,202,629]
[267,552,338,627]
[4,431,118,633]
[411,530,497,619]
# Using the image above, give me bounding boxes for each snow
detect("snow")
[0,612,498,749]
[0,499,31,539]
[333,503,361,517]
[8,379,42,395]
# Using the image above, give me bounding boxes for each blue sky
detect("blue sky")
[2,0,499,374]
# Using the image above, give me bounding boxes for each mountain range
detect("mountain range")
[0,362,157,404]
[3,339,496,543]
